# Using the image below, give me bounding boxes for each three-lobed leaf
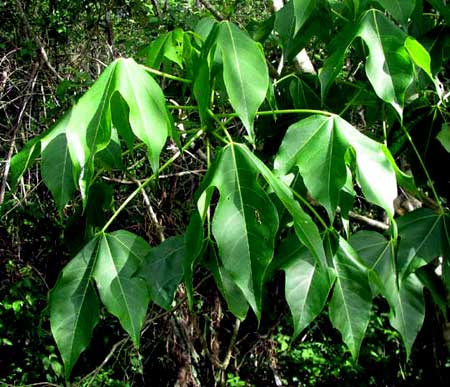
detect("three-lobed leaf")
[50,230,153,378]
[198,143,279,318]
[93,231,151,346]
[328,237,372,360]
[351,230,426,358]
[274,114,397,218]
[49,237,101,379]
[279,233,333,337]
[138,235,185,310]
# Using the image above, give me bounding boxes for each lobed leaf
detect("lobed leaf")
[240,144,327,268]
[274,115,397,218]
[216,21,269,142]
[374,0,416,26]
[397,208,449,277]
[199,144,279,319]
[138,236,185,310]
[94,231,151,346]
[329,237,372,360]
[388,274,425,358]
[49,237,100,379]
[357,9,413,116]
[279,233,333,337]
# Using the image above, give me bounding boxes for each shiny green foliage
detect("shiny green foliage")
[8,1,450,380]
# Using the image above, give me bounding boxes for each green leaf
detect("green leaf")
[144,33,170,69]
[329,237,372,360]
[138,236,185,310]
[319,22,358,100]
[274,115,397,217]
[216,21,269,142]
[350,231,396,300]
[66,58,171,203]
[66,62,117,202]
[93,231,151,346]
[275,0,330,62]
[164,29,185,69]
[10,111,70,190]
[437,123,450,153]
[292,0,316,35]
[388,273,425,358]
[357,9,414,116]
[114,58,171,172]
[397,208,448,277]
[95,128,124,170]
[204,242,249,320]
[198,144,279,318]
[374,0,416,26]
[289,77,321,109]
[280,233,333,337]
[239,144,327,268]
[404,36,433,79]
[49,237,100,379]
[41,133,76,213]
[350,230,426,358]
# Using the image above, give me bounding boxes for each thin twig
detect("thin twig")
[0,62,40,205]
[15,0,64,81]
[348,210,390,231]
[129,175,165,242]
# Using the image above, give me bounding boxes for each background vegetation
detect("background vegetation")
[1,0,450,386]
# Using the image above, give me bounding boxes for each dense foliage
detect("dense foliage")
[1,0,450,385]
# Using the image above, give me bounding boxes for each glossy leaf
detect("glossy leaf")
[274,115,397,217]
[138,236,185,310]
[93,231,151,346]
[350,230,398,321]
[216,21,269,141]
[49,237,100,379]
[204,243,249,320]
[329,237,372,360]
[357,9,413,116]
[389,273,425,358]
[397,208,449,277]
[144,33,170,69]
[66,62,117,202]
[280,234,333,337]
[292,0,316,35]
[198,144,279,318]
[437,123,450,153]
[41,133,76,212]
[114,58,171,172]
[319,22,359,100]
[374,0,416,26]
[66,58,171,202]
[10,112,70,190]
[350,230,426,359]
[239,144,326,268]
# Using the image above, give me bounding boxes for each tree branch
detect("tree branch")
[198,0,225,21]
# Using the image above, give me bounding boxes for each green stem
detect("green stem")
[167,105,199,111]
[290,188,329,230]
[272,73,297,87]
[100,129,204,233]
[140,64,192,84]
[401,123,443,210]
[339,89,363,116]
[209,109,234,143]
[216,109,335,119]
